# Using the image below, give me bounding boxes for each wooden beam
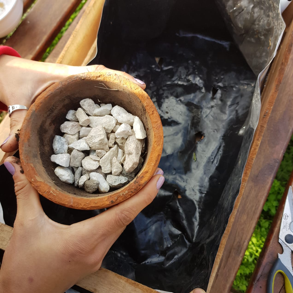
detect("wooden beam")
[45,0,90,63]
[5,0,82,60]
[247,171,293,292]
[208,12,293,293]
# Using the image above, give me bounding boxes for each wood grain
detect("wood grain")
[56,0,104,65]
[0,223,156,292]
[208,13,293,293]
[5,0,82,60]
[246,172,293,292]
[45,0,90,63]
[23,0,34,12]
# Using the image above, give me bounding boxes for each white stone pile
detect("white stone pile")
[51,99,147,194]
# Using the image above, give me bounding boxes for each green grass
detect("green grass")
[40,0,88,61]
[233,135,293,292]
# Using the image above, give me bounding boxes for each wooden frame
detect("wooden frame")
[1,1,293,292]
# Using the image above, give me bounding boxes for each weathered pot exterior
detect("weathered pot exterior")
[19,72,163,210]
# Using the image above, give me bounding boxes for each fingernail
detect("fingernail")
[0,135,10,148]
[135,78,145,85]
[154,169,164,175]
[4,161,15,176]
[156,176,165,190]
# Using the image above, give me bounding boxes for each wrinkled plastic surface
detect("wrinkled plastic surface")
[0,0,285,292]
[88,0,284,291]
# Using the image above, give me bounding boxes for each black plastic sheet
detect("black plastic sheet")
[88,0,261,291]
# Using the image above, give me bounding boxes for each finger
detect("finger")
[89,174,165,238]
[87,65,146,90]
[190,289,206,293]
[0,109,27,153]
[4,156,43,221]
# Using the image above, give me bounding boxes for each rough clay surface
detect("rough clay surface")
[52,101,147,194]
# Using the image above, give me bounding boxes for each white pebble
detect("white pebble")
[53,135,68,154]
[54,167,74,184]
[70,149,85,167]
[106,175,128,188]
[112,157,123,176]
[63,133,79,145]
[82,156,100,171]
[100,145,118,173]
[93,104,112,116]
[60,121,81,135]
[124,135,142,173]
[85,126,109,151]
[80,98,98,116]
[76,108,90,127]
[133,116,147,139]
[66,110,78,121]
[89,115,117,133]
[74,167,82,187]
[80,127,92,138]
[51,154,70,167]
[117,148,124,163]
[115,137,126,150]
[69,139,90,151]
[79,174,89,188]
[111,106,134,125]
[115,123,132,139]
[84,179,99,193]
[96,150,106,158]
[108,133,116,147]
[90,173,110,193]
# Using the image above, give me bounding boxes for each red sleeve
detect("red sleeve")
[0,46,21,111]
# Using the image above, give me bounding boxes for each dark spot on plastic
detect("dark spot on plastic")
[285,234,293,244]
[195,131,204,143]
[212,87,218,97]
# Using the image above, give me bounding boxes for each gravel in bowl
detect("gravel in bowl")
[51,99,147,194]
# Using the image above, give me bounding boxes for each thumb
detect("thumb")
[190,289,206,293]
[4,156,43,221]
[1,109,27,153]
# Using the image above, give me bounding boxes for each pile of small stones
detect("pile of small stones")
[51,98,147,194]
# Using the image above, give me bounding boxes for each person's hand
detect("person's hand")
[190,289,206,293]
[0,55,146,153]
[0,156,164,293]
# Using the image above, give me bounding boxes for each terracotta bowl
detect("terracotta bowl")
[19,72,163,210]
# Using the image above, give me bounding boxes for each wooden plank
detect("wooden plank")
[246,172,293,293]
[207,13,293,293]
[23,0,34,12]
[0,223,156,292]
[5,0,82,60]
[77,268,156,293]
[56,0,104,65]
[45,0,90,63]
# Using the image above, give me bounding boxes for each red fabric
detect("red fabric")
[0,46,21,111]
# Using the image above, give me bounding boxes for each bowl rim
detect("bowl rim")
[0,0,18,21]
[19,72,164,210]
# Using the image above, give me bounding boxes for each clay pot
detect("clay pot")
[19,72,164,210]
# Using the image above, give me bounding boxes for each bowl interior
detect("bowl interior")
[27,76,152,199]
